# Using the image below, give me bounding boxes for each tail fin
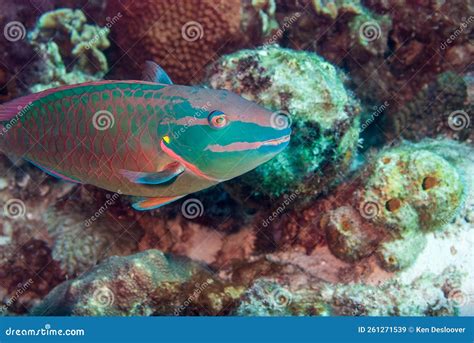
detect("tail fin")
[0,93,43,122]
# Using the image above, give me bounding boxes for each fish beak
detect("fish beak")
[261,135,291,148]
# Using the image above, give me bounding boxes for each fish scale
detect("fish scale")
[0,62,291,209]
[2,82,169,192]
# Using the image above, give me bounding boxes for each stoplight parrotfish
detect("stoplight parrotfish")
[0,62,291,210]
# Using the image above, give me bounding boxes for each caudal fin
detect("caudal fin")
[0,93,42,122]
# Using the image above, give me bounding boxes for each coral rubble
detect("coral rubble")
[236,266,463,316]
[28,8,110,92]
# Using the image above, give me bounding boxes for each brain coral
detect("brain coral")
[107,0,249,84]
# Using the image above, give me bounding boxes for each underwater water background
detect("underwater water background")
[0,0,472,319]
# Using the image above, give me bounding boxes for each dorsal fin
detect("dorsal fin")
[142,61,173,84]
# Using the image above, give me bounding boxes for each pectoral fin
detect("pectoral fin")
[132,195,184,211]
[120,162,184,185]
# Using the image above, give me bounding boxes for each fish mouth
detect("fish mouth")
[205,135,291,153]
[261,135,291,147]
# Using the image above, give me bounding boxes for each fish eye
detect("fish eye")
[208,110,228,129]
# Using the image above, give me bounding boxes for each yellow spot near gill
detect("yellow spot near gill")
[163,135,170,144]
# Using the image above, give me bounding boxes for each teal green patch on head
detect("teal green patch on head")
[159,86,291,181]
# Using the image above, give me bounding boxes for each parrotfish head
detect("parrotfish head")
[158,86,291,181]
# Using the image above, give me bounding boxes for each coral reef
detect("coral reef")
[324,206,381,263]
[0,154,142,312]
[106,0,270,84]
[235,278,331,316]
[272,140,467,273]
[348,1,472,140]
[387,72,472,142]
[0,0,472,319]
[32,250,197,316]
[31,248,465,317]
[276,0,391,61]
[236,266,463,316]
[32,250,245,316]
[271,0,472,144]
[2,139,472,316]
[323,266,463,316]
[28,8,110,92]
[205,46,361,208]
[0,156,70,314]
[47,200,142,277]
[376,0,473,75]
[375,231,427,272]
[0,0,43,101]
[0,238,65,315]
[360,145,465,235]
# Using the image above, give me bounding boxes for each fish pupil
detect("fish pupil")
[209,111,227,128]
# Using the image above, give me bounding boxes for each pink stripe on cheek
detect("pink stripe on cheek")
[206,141,263,152]
[205,135,290,153]
[160,141,221,182]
